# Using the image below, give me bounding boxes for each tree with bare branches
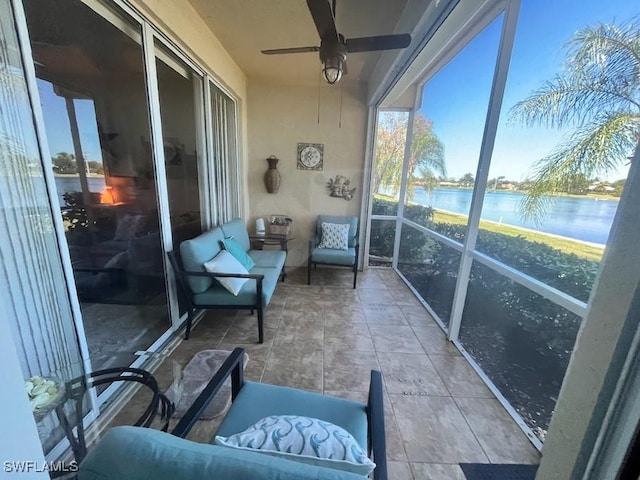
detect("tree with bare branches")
[373,112,445,199]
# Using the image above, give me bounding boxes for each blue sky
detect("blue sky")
[38,79,102,163]
[37,80,103,164]
[38,1,638,181]
[418,0,638,182]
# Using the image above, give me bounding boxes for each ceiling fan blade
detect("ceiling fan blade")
[345,33,411,53]
[306,0,339,41]
[261,46,320,55]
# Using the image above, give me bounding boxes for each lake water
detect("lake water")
[53,177,617,244]
[54,176,106,207]
[411,188,618,245]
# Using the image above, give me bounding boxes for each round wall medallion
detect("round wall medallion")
[297,143,323,170]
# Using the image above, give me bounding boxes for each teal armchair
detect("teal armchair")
[308,215,359,288]
[78,348,387,480]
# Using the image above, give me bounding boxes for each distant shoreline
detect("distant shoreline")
[53,173,105,178]
[434,206,606,249]
[386,185,620,202]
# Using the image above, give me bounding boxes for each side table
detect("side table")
[49,367,174,477]
[249,232,293,252]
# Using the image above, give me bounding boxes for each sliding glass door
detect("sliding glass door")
[25,0,171,369]
[7,0,243,461]
[154,39,205,315]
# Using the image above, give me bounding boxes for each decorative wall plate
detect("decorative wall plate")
[297,143,324,170]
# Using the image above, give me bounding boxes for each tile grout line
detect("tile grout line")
[400,307,459,400]
[365,271,414,467]
[259,296,288,383]
[451,395,493,464]
[319,286,326,395]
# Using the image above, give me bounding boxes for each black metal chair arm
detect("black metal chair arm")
[171,347,245,438]
[367,370,387,480]
[182,270,265,281]
[308,236,319,251]
[73,266,126,274]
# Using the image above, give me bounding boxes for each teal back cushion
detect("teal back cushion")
[180,227,225,293]
[222,237,255,270]
[221,219,251,252]
[316,216,358,247]
[216,382,368,452]
[78,426,365,480]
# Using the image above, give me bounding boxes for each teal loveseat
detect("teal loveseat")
[78,348,387,480]
[168,219,286,343]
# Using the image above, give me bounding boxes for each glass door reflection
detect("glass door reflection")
[26,0,171,371]
[154,39,205,316]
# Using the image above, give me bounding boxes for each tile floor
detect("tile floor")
[110,266,540,479]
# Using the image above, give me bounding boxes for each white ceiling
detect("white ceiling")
[187,0,411,86]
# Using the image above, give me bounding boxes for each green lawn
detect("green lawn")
[432,210,604,261]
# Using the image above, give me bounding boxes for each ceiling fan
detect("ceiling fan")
[261,0,412,84]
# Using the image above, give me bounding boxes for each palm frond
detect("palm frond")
[509,17,640,129]
[568,19,640,83]
[509,76,639,129]
[520,112,639,222]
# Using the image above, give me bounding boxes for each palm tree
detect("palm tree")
[509,17,640,222]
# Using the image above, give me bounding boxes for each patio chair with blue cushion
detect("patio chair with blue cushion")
[78,348,387,480]
[308,215,359,288]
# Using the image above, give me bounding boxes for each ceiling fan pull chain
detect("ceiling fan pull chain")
[317,69,322,124]
[339,80,344,128]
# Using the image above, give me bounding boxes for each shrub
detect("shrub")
[427,221,598,302]
[371,194,599,303]
[369,197,436,262]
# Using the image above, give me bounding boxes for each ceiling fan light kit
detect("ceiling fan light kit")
[320,41,346,84]
[261,0,412,85]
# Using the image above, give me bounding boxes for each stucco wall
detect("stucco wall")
[129,0,246,96]
[247,82,368,267]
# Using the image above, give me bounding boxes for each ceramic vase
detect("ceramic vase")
[264,156,281,194]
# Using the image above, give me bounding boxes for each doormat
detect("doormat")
[165,349,248,419]
[460,463,538,480]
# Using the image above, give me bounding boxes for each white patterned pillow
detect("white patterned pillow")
[318,222,350,250]
[215,415,375,475]
[203,250,249,296]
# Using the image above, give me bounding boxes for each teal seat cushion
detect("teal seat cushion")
[180,227,225,294]
[215,381,368,452]
[221,219,251,252]
[193,267,280,307]
[248,249,286,269]
[78,426,364,480]
[311,247,356,266]
[315,216,358,248]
